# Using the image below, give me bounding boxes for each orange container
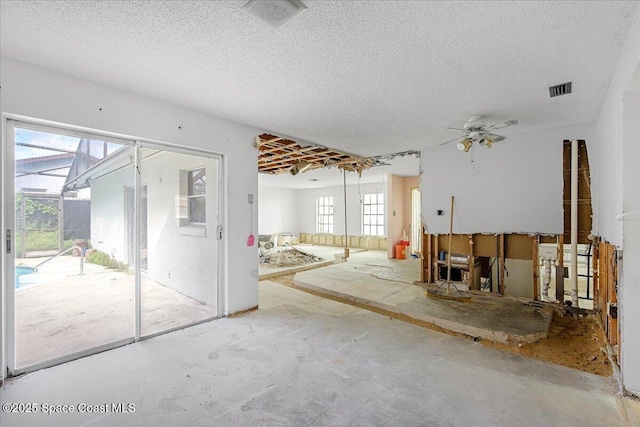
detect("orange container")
[395,244,406,259]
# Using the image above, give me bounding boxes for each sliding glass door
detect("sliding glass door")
[3,120,222,375]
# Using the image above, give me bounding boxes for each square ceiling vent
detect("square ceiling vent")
[241,0,308,29]
[549,82,572,98]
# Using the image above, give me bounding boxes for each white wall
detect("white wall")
[594,5,640,395]
[298,180,387,236]
[420,122,594,235]
[0,57,261,317]
[594,8,640,246]
[258,186,300,236]
[142,152,218,307]
[387,174,405,257]
[90,164,134,264]
[621,83,640,397]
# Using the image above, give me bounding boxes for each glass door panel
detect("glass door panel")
[12,124,135,369]
[139,147,219,336]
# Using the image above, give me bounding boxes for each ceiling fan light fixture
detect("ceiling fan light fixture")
[456,138,473,152]
[478,135,495,148]
[241,0,308,29]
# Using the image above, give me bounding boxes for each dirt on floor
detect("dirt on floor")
[266,274,612,377]
[480,312,612,376]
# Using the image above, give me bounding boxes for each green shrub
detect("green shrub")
[86,250,130,272]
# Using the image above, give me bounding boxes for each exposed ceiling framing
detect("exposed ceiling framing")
[257,134,376,176]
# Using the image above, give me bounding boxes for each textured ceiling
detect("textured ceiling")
[1,1,638,157]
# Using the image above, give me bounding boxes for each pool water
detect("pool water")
[15,266,35,288]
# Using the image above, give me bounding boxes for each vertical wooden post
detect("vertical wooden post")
[592,238,599,311]
[446,196,455,294]
[556,234,565,303]
[599,240,607,327]
[434,235,439,281]
[608,244,618,346]
[499,234,506,295]
[468,234,476,290]
[532,234,539,301]
[422,230,432,283]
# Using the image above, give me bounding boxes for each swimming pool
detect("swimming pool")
[15,266,35,288]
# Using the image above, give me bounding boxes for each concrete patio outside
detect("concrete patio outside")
[14,255,217,368]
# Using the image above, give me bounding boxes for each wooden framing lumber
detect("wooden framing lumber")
[593,238,599,311]
[532,234,539,301]
[434,235,439,281]
[468,235,476,290]
[499,234,506,295]
[556,234,564,302]
[256,133,375,176]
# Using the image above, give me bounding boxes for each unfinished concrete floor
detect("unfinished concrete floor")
[0,281,630,426]
[293,251,553,343]
[14,256,217,368]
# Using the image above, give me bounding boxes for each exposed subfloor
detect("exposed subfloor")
[293,251,553,343]
[14,256,217,368]
[0,281,631,426]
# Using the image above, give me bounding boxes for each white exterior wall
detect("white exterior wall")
[0,57,260,318]
[595,5,640,395]
[143,152,218,306]
[420,122,594,235]
[258,186,300,236]
[90,164,134,263]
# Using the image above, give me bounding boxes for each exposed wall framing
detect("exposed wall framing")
[421,232,549,297]
[256,133,376,176]
[593,238,619,359]
[563,140,593,244]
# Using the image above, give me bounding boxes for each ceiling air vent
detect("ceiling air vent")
[549,82,572,98]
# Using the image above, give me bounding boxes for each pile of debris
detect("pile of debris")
[260,244,324,268]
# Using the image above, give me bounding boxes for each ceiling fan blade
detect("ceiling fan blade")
[488,119,519,130]
[489,134,506,142]
[438,136,463,146]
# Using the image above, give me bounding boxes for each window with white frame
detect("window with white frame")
[316,196,333,233]
[188,167,206,224]
[362,193,385,236]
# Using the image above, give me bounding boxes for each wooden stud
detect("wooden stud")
[556,234,564,303]
[499,234,506,295]
[258,147,332,167]
[608,244,618,346]
[532,234,539,301]
[446,196,455,294]
[598,239,607,327]
[423,230,432,283]
[468,234,476,290]
[592,238,599,311]
[434,235,439,281]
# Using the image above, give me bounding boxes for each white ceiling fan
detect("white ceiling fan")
[441,115,520,152]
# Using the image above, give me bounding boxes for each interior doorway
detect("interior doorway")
[411,186,421,255]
